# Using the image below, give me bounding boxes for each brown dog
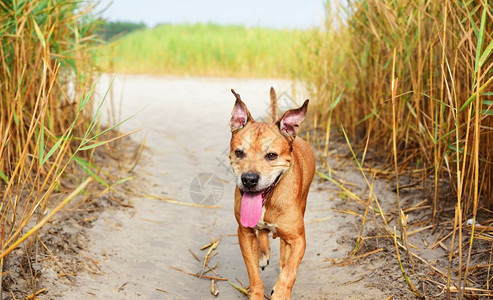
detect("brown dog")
[229,88,315,300]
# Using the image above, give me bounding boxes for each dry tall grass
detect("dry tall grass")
[304,0,492,219]
[0,0,108,293]
[301,0,493,297]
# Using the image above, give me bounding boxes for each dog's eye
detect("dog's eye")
[235,150,245,158]
[265,153,278,160]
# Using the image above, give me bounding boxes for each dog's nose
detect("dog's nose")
[241,173,259,189]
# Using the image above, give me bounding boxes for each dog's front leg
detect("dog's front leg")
[272,233,306,300]
[258,229,270,270]
[238,226,264,299]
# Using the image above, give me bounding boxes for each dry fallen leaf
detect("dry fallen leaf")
[210,279,219,296]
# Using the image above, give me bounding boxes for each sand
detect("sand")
[37,75,412,299]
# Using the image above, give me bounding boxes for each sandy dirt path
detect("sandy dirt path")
[47,75,387,299]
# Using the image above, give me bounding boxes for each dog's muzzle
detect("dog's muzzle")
[241,173,259,189]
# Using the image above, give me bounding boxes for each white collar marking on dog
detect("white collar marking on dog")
[255,207,278,233]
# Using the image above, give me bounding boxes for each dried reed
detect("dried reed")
[302,0,493,297]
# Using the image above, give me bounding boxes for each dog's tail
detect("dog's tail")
[270,87,278,123]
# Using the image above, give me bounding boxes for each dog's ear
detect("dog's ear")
[230,89,254,131]
[278,99,309,137]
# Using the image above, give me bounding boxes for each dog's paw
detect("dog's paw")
[271,283,291,300]
[271,289,290,300]
[259,254,269,271]
[248,285,265,300]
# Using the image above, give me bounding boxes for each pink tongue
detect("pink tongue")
[240,192,263,228]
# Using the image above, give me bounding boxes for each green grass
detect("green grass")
[98,23,306,78]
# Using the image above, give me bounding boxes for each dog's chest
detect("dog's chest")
[255,207,278,233]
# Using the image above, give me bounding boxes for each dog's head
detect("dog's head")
[228,89,308,196]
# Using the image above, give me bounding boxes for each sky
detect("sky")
[96,0,325,29]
